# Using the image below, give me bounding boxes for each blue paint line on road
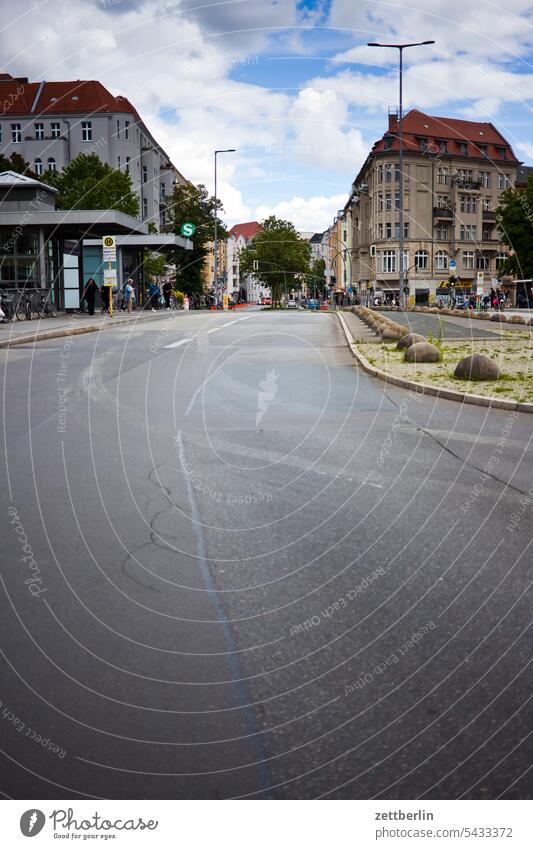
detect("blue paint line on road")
[175,430,273,796]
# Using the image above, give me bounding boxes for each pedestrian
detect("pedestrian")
[124,278,134,313]
[148,280,161,311]
[163,279,172,310]
[100,285,110,314]
[81,277,98,316]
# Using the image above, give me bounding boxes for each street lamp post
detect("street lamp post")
[214,148,235,305]
[367,40,435,309]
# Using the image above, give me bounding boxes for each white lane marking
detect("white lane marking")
[163,337,194,349]
[207,315,254,334]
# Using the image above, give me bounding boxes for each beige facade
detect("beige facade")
[349,110,519,305]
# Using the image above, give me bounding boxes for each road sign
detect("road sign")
[222,293,228,310]
[102,235,116,262]
[103,268,117,287]
[450,259,457,271]
[181,222,196,238]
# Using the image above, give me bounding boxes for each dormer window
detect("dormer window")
[418,137,429,152]
[384,134,393,151]
[478,144,488,157]
[437,139,447,154]
[497,146,507,160]
[459,142,468,156]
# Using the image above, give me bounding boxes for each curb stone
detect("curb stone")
[336,312,533,415]
[0,311,188,349]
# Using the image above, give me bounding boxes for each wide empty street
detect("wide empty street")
[1,308,531,799]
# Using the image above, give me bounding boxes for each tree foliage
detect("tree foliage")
[45,153,139,216]
[165,182,226,298]
[0,151,38,179]
[239,216,311,306]
[496,173,533,278]
[143,251,167,279]
[309,257,327,298]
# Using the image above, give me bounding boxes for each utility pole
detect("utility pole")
[213,149,235,305]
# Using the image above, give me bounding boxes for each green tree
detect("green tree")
[45,153,139,216]
[239,216,311,306]
[143,251,167,279]
[0,151,39,179]
[308,257,327,299]
[165,182,226,298]
[496,173,533,278]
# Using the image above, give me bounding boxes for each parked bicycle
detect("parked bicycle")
[14,288,56,321]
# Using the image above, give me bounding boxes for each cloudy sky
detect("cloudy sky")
[1,0,533,229]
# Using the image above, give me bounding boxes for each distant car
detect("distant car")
[261,296,272,306]
[287,299,297,309]
[307,299,319,310]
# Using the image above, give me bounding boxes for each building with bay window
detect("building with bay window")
[348,109,519,304]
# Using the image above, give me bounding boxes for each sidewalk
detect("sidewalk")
[340,310,379,343]
[0,308,189,348]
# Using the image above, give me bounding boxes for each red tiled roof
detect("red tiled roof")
[0,73,139,116]
[229,221,261,240]
[374,109,520,163]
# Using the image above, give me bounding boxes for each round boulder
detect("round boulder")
[509,314,526,325]
[396,332,427,350]
[404,341,441,363]
[490,313,508,322]
[454,354,499,381]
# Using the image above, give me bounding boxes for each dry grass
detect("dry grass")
[358,331,533,403]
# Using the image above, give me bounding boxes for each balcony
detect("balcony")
[455,180,481,190]
[482,209,496,221]
[433,207,453,219]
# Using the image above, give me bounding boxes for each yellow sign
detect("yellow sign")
[223,294,229,310]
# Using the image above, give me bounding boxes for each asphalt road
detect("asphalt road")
[0,308,531,800]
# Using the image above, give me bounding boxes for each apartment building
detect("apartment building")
[0,73,187,230]
[349,109,519,304]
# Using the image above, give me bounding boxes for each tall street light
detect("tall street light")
[214,148,235,304]
[368,40,435,309]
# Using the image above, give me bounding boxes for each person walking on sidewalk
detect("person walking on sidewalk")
[82,277,98,316]
[124,278,134,313]
[163,279,172,310]
[148,280,161,311]
[100,285,110,315]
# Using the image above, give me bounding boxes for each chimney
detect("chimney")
[388,107,398,130]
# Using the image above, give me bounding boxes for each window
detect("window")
[395,192,400,210]
[117,155,121,170]
[33,158,43,175]
[47,157,56,172]
[438,139,447,154]
[436,194,450,209]
[51,122,61,139]
[378,222,383,239]
[498,173,511,189]
[11,123,21,143]
[385,193,392,211]
[482,226,494,240]
[379,250,396,273]
[497,252,508,268]
[462,251,475,270]
[478,144,488,158]
[142,197,148,219]
[377,164,383,182]
[479,171,491,188]
[142,165,147,183]
[384,135,393,151]
[459,142,468,156]
[415,250,429,270]
[403,223,409,238]
[385,163,392,182]
[395,163,401,182]
[437,166,448,184]
[116,119,120,139]
[0,127,2,143]
[460,194,477,213]
[436,223,449,240]
[34,123,44,140]
[497,146,507,160]
[418,137,429,152]
[477,254,489,270]
[81,121,92,141]
[460,224,477,240]
[125,120,130,140]
[435,250,448,270]
[385,222,392,239]
[126,156,130,174]
[482,196,492,211]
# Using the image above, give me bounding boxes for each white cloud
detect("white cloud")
[254,193,348,231]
